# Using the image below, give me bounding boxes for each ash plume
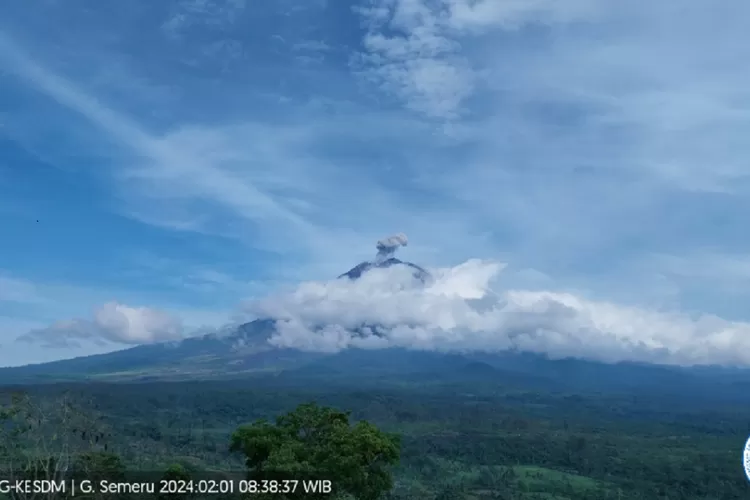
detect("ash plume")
[375,233,408,263]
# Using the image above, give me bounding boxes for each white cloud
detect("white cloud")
[162,0,248,41]
[292,40,332,52]
[356,0,598,119]
[243,260,750,367]
[18,302,184,347]
[356,0,473,119]
[651,252,750,283]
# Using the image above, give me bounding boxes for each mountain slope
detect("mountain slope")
[0,319,322,382]
[1,258,429,383]
[2,320,750,406]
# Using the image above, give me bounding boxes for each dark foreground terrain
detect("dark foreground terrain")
[1,369,749,500]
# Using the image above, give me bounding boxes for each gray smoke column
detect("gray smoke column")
[375,233,408,263]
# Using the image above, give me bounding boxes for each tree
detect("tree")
[0,391,111,500]
[69,452,128,500]
[230,402,400,500]
[158,464,193,500]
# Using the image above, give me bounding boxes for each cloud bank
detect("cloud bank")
[18,302,183,348]
[244,259,750,367]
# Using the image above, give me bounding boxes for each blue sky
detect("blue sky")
[1,0,750,367]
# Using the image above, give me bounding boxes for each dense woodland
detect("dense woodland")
[1,376,749,499]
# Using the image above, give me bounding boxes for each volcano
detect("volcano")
[0,241,433,383]
[1,235,749,407]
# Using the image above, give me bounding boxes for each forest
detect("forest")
[1,375,749,499]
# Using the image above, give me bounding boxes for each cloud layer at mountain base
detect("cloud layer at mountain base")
[244,260,750,367]
[18,302,183,348]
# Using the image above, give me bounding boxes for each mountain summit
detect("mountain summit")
[339,257,430,282]
[338,232,431,282]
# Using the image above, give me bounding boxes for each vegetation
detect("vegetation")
[230,403,400,499]
[0,376,748,499]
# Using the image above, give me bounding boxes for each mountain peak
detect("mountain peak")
[337,232,429,282]
[339,257,431,282]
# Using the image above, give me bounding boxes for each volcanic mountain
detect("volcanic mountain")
[339,257,430,282]
[1,234,749,406]
[0,235,432,383]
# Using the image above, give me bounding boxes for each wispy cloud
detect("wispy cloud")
[649,252,750,283]
[0,32,317,244]
[293,40,332,53]
[162,0,248,41]
[0,275,46,304]
[121,251,271,297]
[355,0,598,119]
